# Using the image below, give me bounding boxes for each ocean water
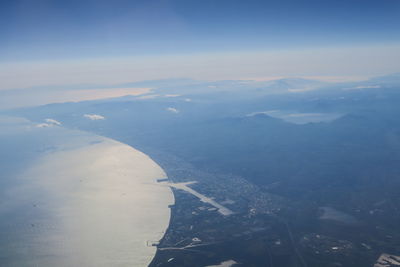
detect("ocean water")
[0,122,174,266]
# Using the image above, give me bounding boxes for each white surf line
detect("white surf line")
[164,181,234,216]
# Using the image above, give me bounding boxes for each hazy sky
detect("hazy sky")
[1,0,400,92]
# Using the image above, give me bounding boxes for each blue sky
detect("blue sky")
[1,0,400,61]
[0,0,399,94]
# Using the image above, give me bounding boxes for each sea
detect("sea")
[0,117,174,266]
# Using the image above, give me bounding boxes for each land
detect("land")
[146,151,400,267]
[4,74,400,266]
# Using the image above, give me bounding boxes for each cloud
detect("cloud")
[343,85,382,90]
[35,118,62,128]
[164,94,181,98]
[184,98,192,102]
[166,107,179,113]
[246,110,279,117]
[36,123,52,128]
[137,94,160,100]
[84,114,105,120]
[287,88,315,93]
[286,113,324,118]
[45,118,62,126]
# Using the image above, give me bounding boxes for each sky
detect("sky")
[0,0,400,99]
